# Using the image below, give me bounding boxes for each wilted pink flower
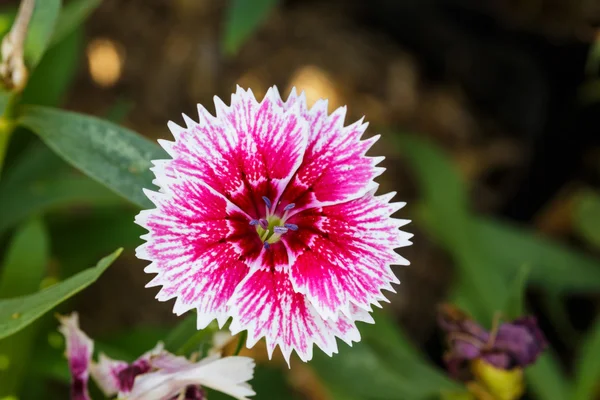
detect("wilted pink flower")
[58,313,93,400]
[128,355,255,400]
[58,313,255,400]
[90,343,166,396]
[135,86,412,362]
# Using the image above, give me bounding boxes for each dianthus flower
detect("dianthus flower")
[135,87,412,363]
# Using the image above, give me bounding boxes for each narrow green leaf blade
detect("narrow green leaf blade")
[502,264,531,320]
[474,217,600,292]
[0,218,49,396]
[525,352,571,400]
[0,248,122,340]
[18,106,167,208]
[24,0,61,68]
[49,0,101,46]
[571,317,600,400]
[222,0,278,55]
[164,313,197,353]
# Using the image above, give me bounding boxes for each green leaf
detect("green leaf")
[571,317,600,400]
[49,0,100,46]
[525,352,571,400]
[0,218,49,396]
[313,342,427,400]
[18,106,166,208]
[222,0,278,55]
[362,309,460,389]
[395,133,600,294]
[573,190,600,249]
[585,35,600,76]
[312,311,461,400]
[394,134,505,318]
[0,176,123,236]
[164,313,197,353]
[474,217,600,292]
[502,264,530,320]
[22,27,83,107]
[0,218,49,297]
[24,0,61,68]
[0,248,121,340]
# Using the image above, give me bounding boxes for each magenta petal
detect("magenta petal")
[276,97,383,213]
[163,87,308,218]
[58,313,93,400]
[228,243,363,363]
[286,191,411,318]
[136,179,261,329]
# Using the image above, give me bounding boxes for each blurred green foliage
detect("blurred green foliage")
[0,1,598,399]
[0,218,48,396]
[23,0,61,69]
[222,0,278,56]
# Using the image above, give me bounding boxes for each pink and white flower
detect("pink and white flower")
[135,86,412,363]
[58,313,255,400]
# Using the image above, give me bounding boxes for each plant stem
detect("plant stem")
[0,122,12,177]
[0,93,21,178]
[175,322,218,356]
[233,331,247,355]
[0,0,35,91]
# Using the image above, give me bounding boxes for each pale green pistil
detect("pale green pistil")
[250,197,298,249]
[257,216,284,244]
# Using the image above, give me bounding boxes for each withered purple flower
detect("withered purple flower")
[438,305,547,376]
[493,316,548,367]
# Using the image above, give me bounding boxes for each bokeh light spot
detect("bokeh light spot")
[86,38,125,88]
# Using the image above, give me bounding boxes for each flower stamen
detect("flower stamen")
[251,198,298,248]
[282,203,295,220]
[262,196,273,218]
